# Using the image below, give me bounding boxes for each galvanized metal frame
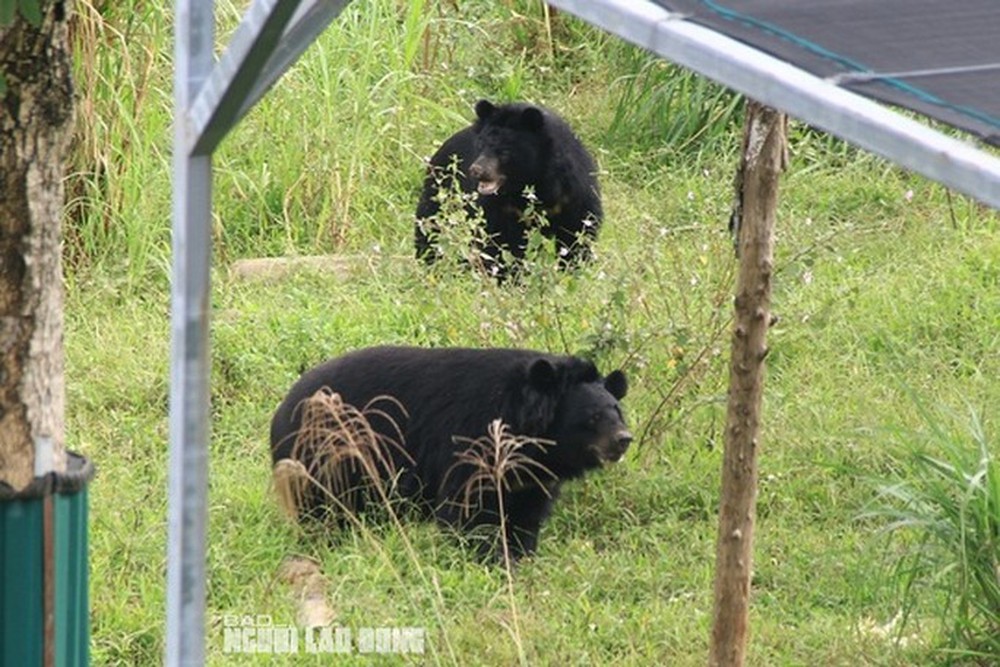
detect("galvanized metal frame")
[170,0,1000,664]
[169,1,351,665]
[549,0,1000,210]
[168,3,214,665]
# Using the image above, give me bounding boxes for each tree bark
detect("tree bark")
[0,1,73,492]
[709,101,786,667]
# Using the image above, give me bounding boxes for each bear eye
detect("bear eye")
[587,413,603,428]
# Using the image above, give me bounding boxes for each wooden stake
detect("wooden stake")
[709,100,787,667]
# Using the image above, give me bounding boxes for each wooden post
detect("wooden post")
[709,100,786,667]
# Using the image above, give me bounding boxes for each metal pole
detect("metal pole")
[166,2,356,662]
[167,1,214,665]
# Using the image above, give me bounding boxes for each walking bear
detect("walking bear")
[415,100,603,278]
[270,346,630,561]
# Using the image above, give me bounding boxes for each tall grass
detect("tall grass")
[62,0,1000,664]
[866,406,1000,663]
[67,0,172,288]
[604,55,743,158]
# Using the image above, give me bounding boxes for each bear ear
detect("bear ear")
[520,106,545,131]
[528,358,560,391]
[604,370,628,400]
[475,99,496,120]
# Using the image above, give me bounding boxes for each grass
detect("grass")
[864,405,999,663]
[61,0,1000,664]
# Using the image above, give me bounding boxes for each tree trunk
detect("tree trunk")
[709,100,787,667]
[0,1,73,492]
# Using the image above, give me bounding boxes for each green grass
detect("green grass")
[63,0,1000,664]
[864,405,1000,663]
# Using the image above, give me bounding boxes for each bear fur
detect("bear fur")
[270,346,630,560]
[415,100,603,278]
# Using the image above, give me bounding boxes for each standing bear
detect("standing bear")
[270,346,631,561]
[415,100,603,278]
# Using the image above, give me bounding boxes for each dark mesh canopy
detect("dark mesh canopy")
[654,0,1000,146]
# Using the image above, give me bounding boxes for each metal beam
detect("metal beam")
[548,0,1000,210]
[189,0,354,156]
[169,2,354,662]
[168,1,214,665]
[236,0,354,123]
[188,0,304,156]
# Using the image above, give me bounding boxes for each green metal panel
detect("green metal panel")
[55,484,90,666]
[0,497,45,665]
[0,453,93,666]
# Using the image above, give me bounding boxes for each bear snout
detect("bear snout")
[597,429,633,464]
[469,156,504,195]
[613,430,633,458]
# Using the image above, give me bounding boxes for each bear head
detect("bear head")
[511,356,631,479]
[467,99,550,198]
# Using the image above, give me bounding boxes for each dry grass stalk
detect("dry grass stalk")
[445,419,556,521]
[273,388,411,522]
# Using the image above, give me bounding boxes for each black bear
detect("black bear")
[415,100,603,277]
[270,346,630,560]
